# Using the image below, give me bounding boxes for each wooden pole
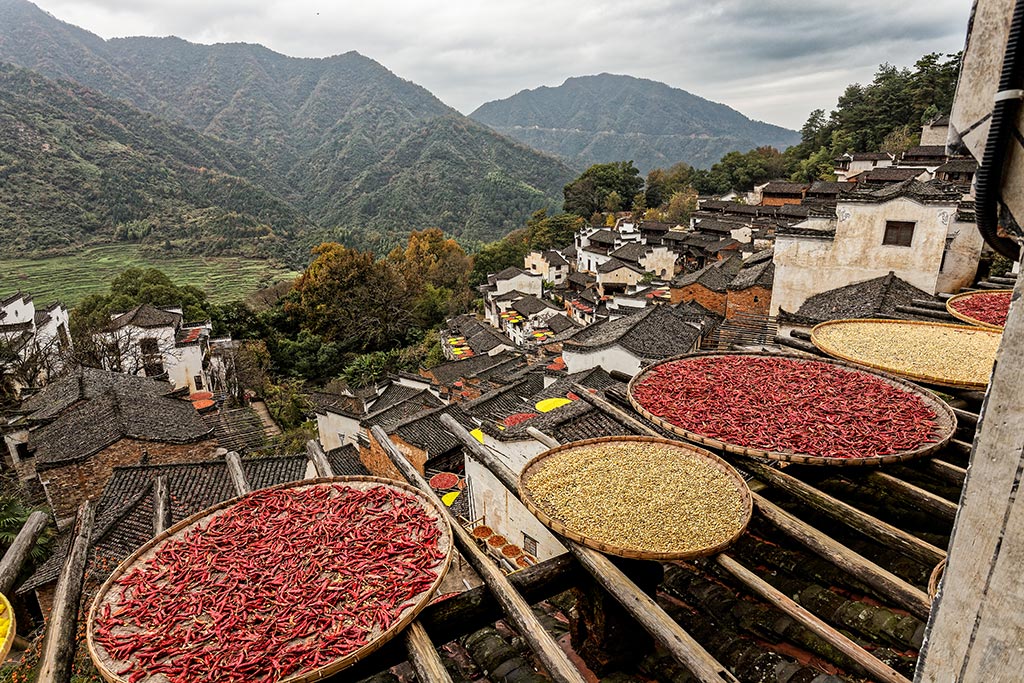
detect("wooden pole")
[38,500,96,683]
[439,414,740,683]
[305,439,335,478]
[525,426,560,449]
[744,461,946,566]
[922,459,967,487]
[370,425,587,683]
[403,621,453,683]
[753,493,931,620]
[570,384,653,435]
[153,475,171,535]
[716,554,912,683]
[0,510,48,596]
[224,451,251,496]
[866,472,958,523]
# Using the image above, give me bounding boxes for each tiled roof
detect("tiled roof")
[546,314,578,334]
[790,272,935,324]
[845,178,960,203]
[564,305,705,360]
[19,456,310,594]
[936,159,978,174]
[672,256,743,293]
[543,251,568,267]
[203,407,271,453]
[369,383,423,413]
[491,266,531,282]
[428,350,523,386]
[32,383,213,469]
[389,405,475,460]
[761,181,809,195]
[903,145,947,158]
[608,243,651,264]
[306,390,364,417]
[531,368,621,404]
[361,390,444,431]
[808,181,855,195]
[512,296,559,316]
[861,167,929,183]
[728,250,775,291]
[486,397,636,443]
[586,229,617,245]
[597,258,642,274]
[20,367,172,422]
[107,304,181,331]
[850,152,893,161]
[567,272,595,286]
[326,444,369,476]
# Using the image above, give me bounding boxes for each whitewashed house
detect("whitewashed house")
[523,250,570,285]
[479,267,543,327]
[0,292,71,390]
[770,180,983,315]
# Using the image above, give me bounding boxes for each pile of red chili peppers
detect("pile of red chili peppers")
[93,484,446,682]
[632,356,939,458]
[949,291,1011,327]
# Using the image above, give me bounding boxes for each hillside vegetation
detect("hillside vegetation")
[471,73,800,173]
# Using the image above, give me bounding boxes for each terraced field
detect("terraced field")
[0,245,300,306]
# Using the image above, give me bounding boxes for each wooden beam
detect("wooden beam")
[570,384,656,436]
[745,462,945,566]
[440,414,740,683]
[716,554,912,683]
[370,426,587,683]
[922,458,967,487]
[753,493,931,620]
[38,500,96,683]
[153,475,171,535]
[773,335,820,355]
[0,510,48,596]
[224,451,251,496]
[305,439,335,478]
[525,427,560,449]
[403,621,453,683]
[866,472,958,523]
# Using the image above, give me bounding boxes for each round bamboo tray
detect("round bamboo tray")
[810,319,1001,390]
[945,289,1012,330]
[0,593,16,663]
[519,436,753,560]
[928,558,946,603]
[86,476,453,683]
[627,351,957,467]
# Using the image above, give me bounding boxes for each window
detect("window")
[883,221,915,247]
[522,532,538,556]
[194,375,204,390]
[140,337,160,356]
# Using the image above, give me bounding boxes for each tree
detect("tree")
[387,228,472,328]
[604,191,624,213]
[664,189,698,224]
[563,162,644,218]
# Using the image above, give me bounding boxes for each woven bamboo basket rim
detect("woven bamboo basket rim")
[809,318,1000,390]
[518,436,753,560]
[86,476,454,683]
[928,558,947,602]
[945,289,1012,330]
[0,592,16,664]
[626,350,957,467]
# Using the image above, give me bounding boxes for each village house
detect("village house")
[561,304,710,376]
[5,367,219,524]
[95,304,214,394]
[523,250,570,285]
[0,292,71,390]
[834,152,895,182]
[595,258,646,297]
[607,242,678,279]
[479,268,543,327]
[725,250,775,319]
[770,179,982,314]
[669,256,743,315]
[757,181,809,206]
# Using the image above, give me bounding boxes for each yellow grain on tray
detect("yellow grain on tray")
[812,320,1000,387]
[524,441,747,555]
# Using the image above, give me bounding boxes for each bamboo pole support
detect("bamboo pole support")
[570,384,653,435]
[866,472,958,523]
[439,414,740,683]
[224,451,251,495]
[525,427,560,449]
[305,439,335,478]
[370,425,587,683]
[753,493,931,619]
[38,500,96,683]
[0,510,48,596]
[744,461,946,566]
[716,554,912,683]
[922,459,967,487]
[403,621,453,683]
[153,475,171,535]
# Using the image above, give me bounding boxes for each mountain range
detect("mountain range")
[471,74,800,173]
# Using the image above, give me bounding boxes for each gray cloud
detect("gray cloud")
[33,0,970,129]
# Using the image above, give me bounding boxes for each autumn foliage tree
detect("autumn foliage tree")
[387,228,473,327]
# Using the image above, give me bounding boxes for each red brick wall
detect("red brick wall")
[726,286,772,319]
[761,196,803,207]
[41,438,219,523]
[670,284,727,316]
[360,431,426,481]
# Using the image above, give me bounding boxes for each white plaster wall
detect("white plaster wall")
[770,198,961,314]
[495,273,542,297]
[564,345,644,376]
[167,344,207,393]
[638,247,678,279]
[316,410,362,450]
[1,297,34,325]
[597,267,643,293]
[936,218,985,294]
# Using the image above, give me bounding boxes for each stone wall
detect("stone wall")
[360,431,426,481]
[40,438,219,524]
[670,284,727,315]
[726,286,772,319]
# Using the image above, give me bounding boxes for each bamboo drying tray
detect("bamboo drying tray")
[627,351,957,467]
[928,558,946,603]
[0,593,15,663]
[519,436,753,560]
[86,477,454,683]
[811,319,1001,389]
[945,289,1012,330]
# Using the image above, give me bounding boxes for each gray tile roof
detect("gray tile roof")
[428,350,522,386]
[564,305,706,360]
[369,383,423,413]
[846,178,960,203]
[587,229,618,245]
[203,407,271,454]
[32,383,214,469]
[512,295,560,316]
[326,444,370,476]
[597,258,642,274]
[860,167,930,183]
[671,256,743,293]
[728,250,775,291]
[789,272,935,324]
[936,159,978,174]
[546,314,578,334]
[107,304,181,331]
[361,390,444,431]
[389,405,475,460]
[608,242,651,264]
[20,367,173,422]
[543,251,568,267]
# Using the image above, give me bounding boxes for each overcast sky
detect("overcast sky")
[32,0,972,129]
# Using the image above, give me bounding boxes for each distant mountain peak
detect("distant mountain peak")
[471,73,799,172]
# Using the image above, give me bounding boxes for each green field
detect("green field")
[0,245,301,306]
